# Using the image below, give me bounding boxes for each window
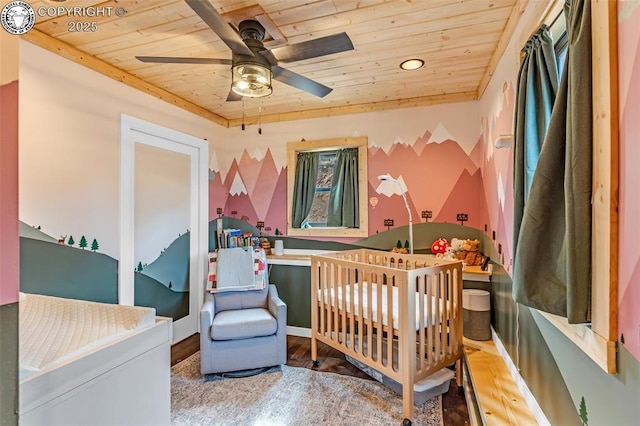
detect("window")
[554,31,568,73]
[287,137,368,238]
[301,151,337,227]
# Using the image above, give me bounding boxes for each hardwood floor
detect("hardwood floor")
[171,333,470,425]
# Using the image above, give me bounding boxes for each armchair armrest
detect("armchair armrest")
[200,292,216,328]
[267,284,287,325]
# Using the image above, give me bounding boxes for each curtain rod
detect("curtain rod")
[549,9,563,29]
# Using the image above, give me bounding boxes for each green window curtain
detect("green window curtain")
[513,0,592,324]
[513,25,559,260]
[327,148,359,227]
[291,151,319,228]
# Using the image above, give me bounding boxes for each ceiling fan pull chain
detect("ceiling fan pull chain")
[241,98,246,131]
[258,106,262,135]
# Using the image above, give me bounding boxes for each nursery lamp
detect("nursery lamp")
[378,174,413,254]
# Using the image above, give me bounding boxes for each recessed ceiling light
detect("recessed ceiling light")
[400,58,425,70]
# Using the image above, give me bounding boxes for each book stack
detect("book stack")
[217,227,260,249]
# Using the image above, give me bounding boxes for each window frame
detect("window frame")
[286,136,368,238]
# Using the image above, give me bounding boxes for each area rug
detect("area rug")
[171,352,443,425]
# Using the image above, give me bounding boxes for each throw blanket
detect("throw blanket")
[208,248,267,292]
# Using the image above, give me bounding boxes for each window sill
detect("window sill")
[537,311,617,374]
[287,227,368,238]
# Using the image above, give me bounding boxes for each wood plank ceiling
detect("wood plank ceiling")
[23,0,527,127]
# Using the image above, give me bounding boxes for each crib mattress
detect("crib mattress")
[319,283,452,330]
[19,292,156,378]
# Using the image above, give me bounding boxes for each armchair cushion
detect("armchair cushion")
[213,285,268,312]
[210,308,277,341]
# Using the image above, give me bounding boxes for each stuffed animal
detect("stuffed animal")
[430,238,450,255]
[455,239,484,266]
[437,237,463,260]
[450,238,464,253]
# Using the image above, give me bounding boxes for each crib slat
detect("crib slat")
[349,268,356,354]
[366,271,373,362]
[417,274,425,373]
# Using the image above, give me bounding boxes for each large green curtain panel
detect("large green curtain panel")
[513,0,592,324]
[513,25,559,259]
[327,148,359,227]
[291,152,319,228]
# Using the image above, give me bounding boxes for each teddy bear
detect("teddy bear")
[455,239,484,266]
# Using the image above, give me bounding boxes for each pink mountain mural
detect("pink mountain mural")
[225,192,258,224]
[369,181,420,236]
[469,136,484,169]
[619,258,640,358]
[208,170,227,221]
[479,78,516,272]
[618,7,640,361]
[222,159,246,217]
[369,139,479,221]
[216,127,487,242]
[410,130,433,156]
[250,149,280,221]
[435,168,489,231]
[238,149,262,196]
[263,169,287,235]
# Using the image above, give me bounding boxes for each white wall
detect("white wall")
[19,41,224,259]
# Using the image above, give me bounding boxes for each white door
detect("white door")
[120,114,208,343]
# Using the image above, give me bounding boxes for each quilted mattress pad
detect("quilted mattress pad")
[19,292,156,376]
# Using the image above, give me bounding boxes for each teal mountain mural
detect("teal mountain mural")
[19,231,188,320]
[140,231,190,293]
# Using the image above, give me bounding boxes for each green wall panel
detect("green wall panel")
[0,302,18,426]
[269,265,312,328]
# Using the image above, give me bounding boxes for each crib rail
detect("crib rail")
[310,249,463,420]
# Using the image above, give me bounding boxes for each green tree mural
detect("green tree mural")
[91,238,99,251]
[67,235,75,246]
[579,396,588,425]
[79,236,87,249]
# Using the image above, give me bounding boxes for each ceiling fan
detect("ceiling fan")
[136,0,354,100]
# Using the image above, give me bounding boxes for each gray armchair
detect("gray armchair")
[200,284,287,374]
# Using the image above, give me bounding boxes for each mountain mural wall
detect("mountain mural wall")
[478,81,516,270]
[19,236,188,320]
[210,125,488,240]
[618,0,640,361]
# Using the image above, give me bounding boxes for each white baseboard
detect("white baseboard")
[287,326,311,338]
[491,328,550,426]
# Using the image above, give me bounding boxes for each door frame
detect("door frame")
[119,114,208,343]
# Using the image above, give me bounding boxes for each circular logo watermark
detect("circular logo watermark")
[1,1,35,35]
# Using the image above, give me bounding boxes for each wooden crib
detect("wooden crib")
[310,249,463,423]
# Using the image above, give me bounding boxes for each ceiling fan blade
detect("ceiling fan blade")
[272,66,332,98]
[258,50,278,67]
[271,32,354,63]
[226,90,242,102]
[184,0,254,57]
[136,56,232,65]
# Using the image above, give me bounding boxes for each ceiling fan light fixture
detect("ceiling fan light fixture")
[400,58,425,70]
[231,61,272,98]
